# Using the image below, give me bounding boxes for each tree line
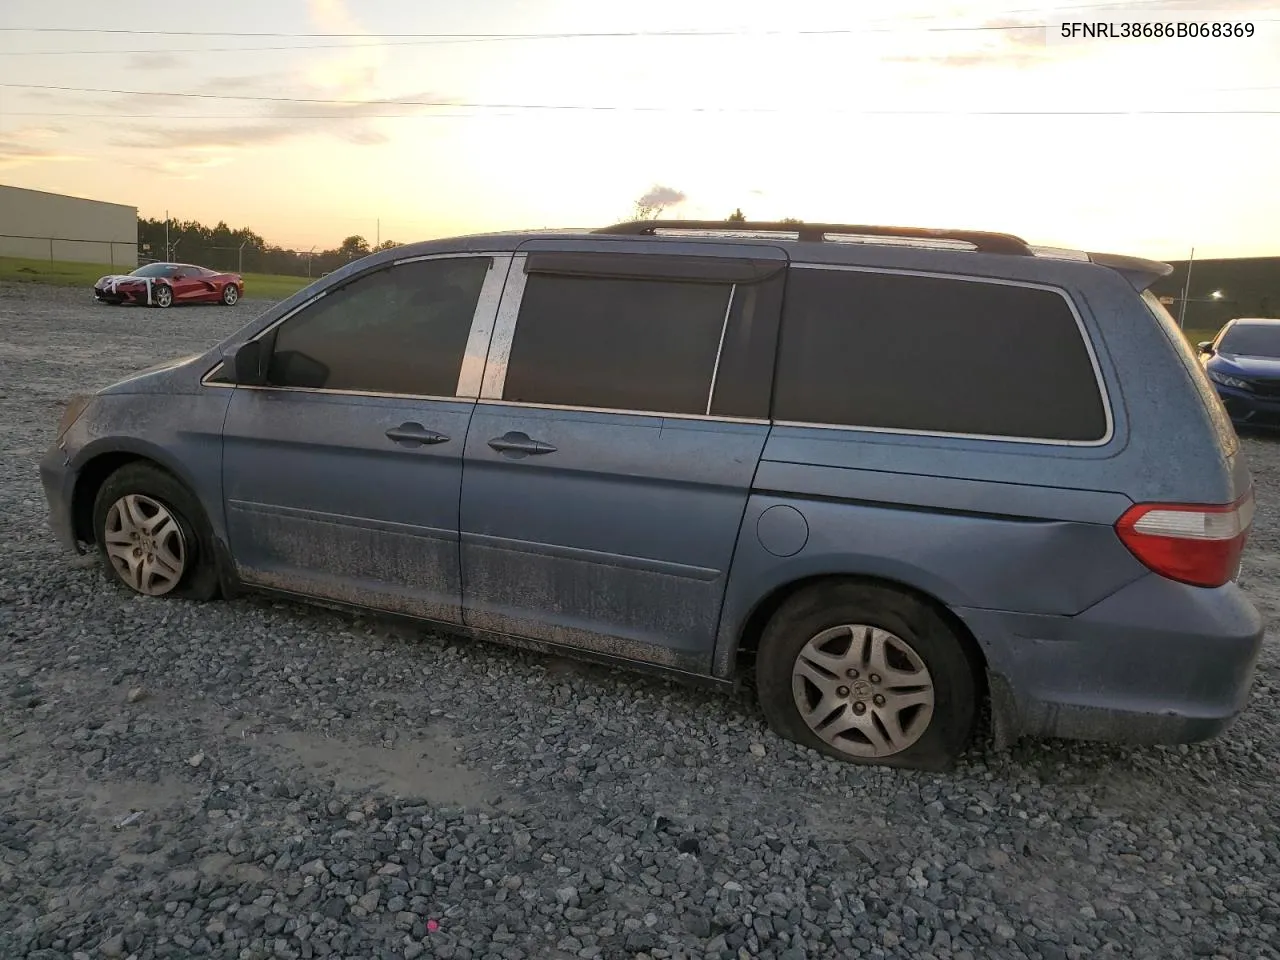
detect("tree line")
[137,217,399,278]
[137,208,801,278]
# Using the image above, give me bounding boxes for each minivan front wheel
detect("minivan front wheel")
[92,463,220,601]
[755,582,977,770]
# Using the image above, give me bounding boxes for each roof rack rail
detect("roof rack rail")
[593,220,1034,256]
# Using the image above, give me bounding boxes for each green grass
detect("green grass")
[0,256,312,300]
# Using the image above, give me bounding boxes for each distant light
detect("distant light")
[1210,290,1224,299]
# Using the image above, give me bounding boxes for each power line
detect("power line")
[0,26,1035,39]
[4,108,1278,119]
[3,82,1279,115]
[0,1,1212,43]
[5,81,1275,122]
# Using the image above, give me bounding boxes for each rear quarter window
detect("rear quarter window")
[1141,291,1238,456]
[773,267,1109,442]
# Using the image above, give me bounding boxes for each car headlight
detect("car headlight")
[56,393,93,439]
[1209,370,1252,391]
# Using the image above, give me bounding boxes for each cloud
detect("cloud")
[109,91,445,152]
[109,0,406,165]
[113,123,297,150]
[637,185,688,209]
[880,15,1048,69]
[202,71,293,94]
[127,153,233,180]
[304,0,385,92]
[0,130,84,170]
[11,125,66,141]
[128,53,182,71]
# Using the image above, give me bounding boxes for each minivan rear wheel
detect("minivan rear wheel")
[755,582,977,770]
[92,463,220,601]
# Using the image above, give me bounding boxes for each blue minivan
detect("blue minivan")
[40,220,1263,770]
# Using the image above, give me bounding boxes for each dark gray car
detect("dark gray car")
[40,220,1263,770]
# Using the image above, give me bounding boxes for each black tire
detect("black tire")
[755,581,977,771]
[221,284,240,306]
[91,462,221,601]
[152,284,173,308]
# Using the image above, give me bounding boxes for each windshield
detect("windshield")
[1217,324,1280,358]
[130,263,175,278]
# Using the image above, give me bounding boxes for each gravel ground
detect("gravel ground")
[1,280,1278,960]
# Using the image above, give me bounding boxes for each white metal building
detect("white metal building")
[0,184,137,267]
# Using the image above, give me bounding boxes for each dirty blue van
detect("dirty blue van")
[40,220,1263,770]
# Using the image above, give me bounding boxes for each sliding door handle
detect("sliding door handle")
[386,422,449,446]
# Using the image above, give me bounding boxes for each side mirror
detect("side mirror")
[229,340,267,386]
[1198,341,1214,354]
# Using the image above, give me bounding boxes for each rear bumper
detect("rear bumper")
[39,442,81,552]
[957,572,1263,746]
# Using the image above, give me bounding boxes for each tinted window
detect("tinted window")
[267,256,490,396]
[1217,324,1280,358]
[131,263,177,278]
[707,273,786,419]
[502,275,731,415]
[774,269,1107,441]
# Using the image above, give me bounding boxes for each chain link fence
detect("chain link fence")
[0,234,138,267]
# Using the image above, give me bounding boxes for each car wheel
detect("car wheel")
[152,284,173,308]
[221,284,240,306]
[755,581,977,771]
[92,462,220,601]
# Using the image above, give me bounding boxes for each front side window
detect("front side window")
[773,268,1108,442]
[267,256,491,396]
[502,274,732,415]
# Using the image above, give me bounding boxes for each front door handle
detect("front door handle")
[385,422,450,446]
[488,431,557,458]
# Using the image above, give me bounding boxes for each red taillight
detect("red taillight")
[1115,489,1255,588]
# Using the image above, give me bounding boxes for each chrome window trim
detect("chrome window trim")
[198,252,512,401]
[457,254,514,398]
[203,362,232,388]
[705,284,737,416]
[782,263,1116,448]
[392,251,501,267]
[476,398,768,425]
[210,383,469,403]
[479,253,527,399]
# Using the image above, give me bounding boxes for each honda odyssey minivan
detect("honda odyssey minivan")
[41,220,1263,770]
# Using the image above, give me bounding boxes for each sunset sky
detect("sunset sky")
[1,0,1278,258]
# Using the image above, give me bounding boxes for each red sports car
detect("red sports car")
[93,262,244,308]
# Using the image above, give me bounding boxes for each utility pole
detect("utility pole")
[376,218,380,249]
[1177,246,1195,329]
[165,210,170,261]
[237,240,247,275]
